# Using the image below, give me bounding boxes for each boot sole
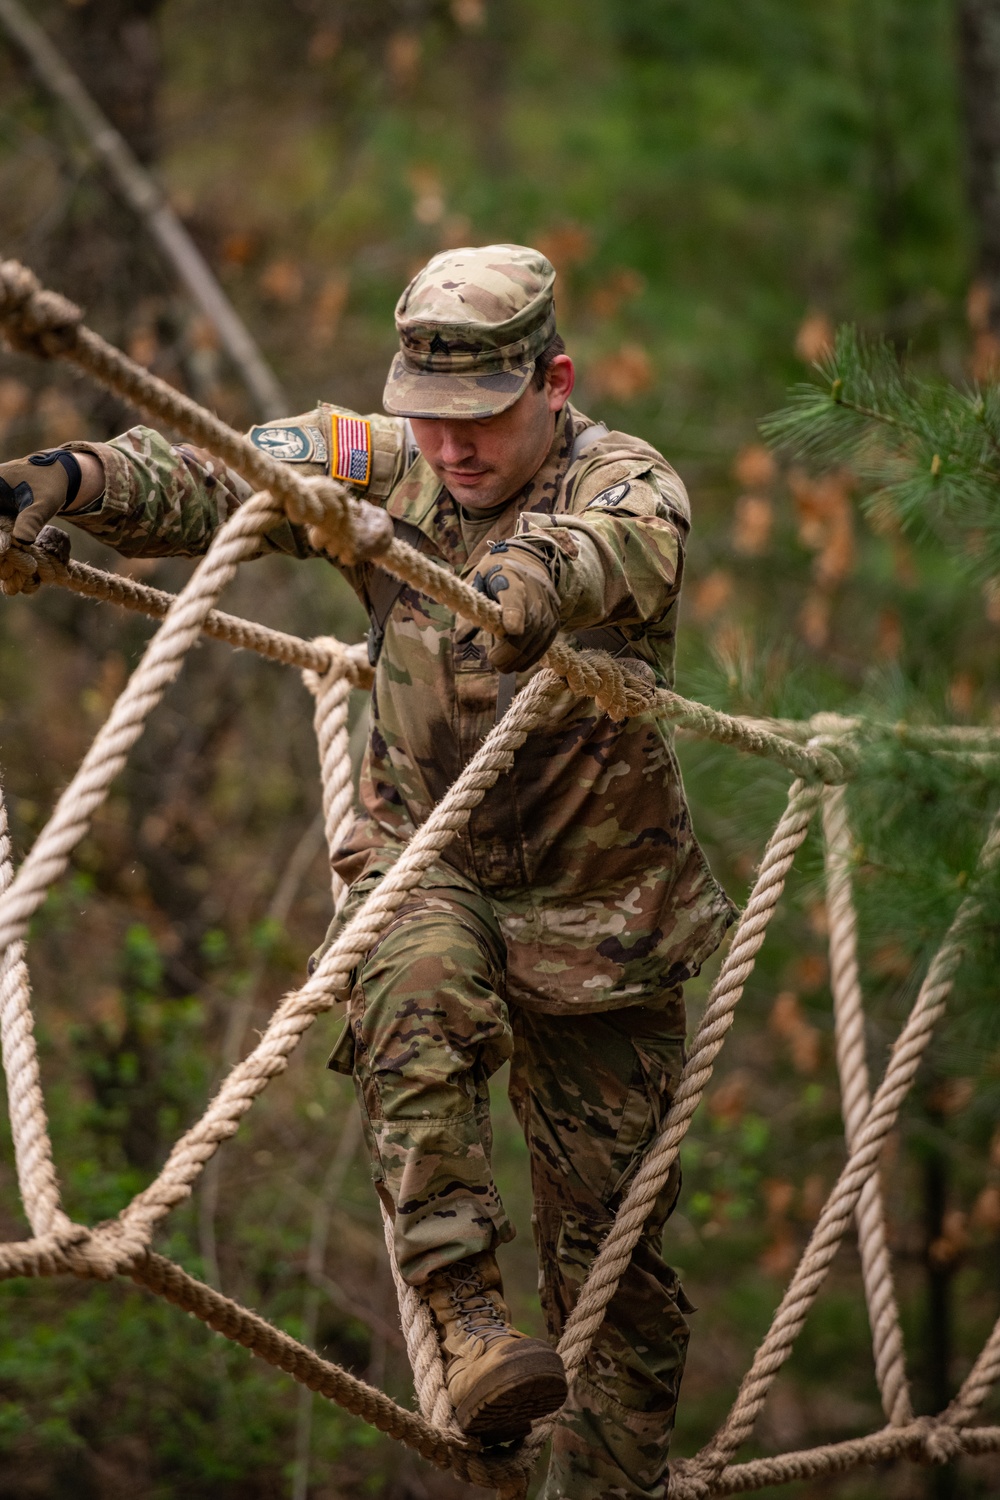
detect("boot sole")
[455,1346,568,1443]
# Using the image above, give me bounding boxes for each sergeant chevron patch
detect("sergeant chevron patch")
[330,414,372,486]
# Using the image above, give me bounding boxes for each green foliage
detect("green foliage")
[764,326,1000,582]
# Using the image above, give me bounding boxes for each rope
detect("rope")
[0,784,71,1239]
[2,256,999,1497]
[548,781,820,1408]
[676,804,1000,1496]
[668,1422,1000,1497]
[822,784,912,1426]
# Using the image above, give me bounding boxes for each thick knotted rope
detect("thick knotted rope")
[823,783,911,1427]
[2,258,999,1497]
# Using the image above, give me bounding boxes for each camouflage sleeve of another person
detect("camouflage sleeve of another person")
[59,403,409,560]
[509,464,689,630]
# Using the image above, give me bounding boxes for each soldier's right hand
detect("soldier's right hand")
[0,450,82,545]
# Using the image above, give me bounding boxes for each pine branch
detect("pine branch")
[762,328,1000,581]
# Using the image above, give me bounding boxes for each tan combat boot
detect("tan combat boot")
[424,1251,567,1442]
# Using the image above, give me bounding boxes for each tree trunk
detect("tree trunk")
[956,0,1000,327]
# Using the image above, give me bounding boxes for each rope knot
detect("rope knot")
[0,523,41,595]
[664,1457,713,1498]
[546,642,656,723]
[912,1415,965,1465]
[288,476,393,565]
[0,260,82,357]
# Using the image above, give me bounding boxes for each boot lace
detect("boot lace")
[444,1266,511,1348]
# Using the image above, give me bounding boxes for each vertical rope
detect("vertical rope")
[0,781,71,1238]
[303,641,358,910]
[823,784,912,1425]
[688,809,1000,1489]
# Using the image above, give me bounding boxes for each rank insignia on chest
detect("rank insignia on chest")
[248,423,328,464]
[330,414,373,486]
[587,480,631,510]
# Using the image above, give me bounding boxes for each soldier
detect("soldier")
[0,245,735,1499]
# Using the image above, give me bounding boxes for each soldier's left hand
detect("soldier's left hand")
[474,549,562,673]
[0,451,81,545]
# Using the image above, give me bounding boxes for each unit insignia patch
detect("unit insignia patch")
[587,480,631,510]
[248,424,328,464]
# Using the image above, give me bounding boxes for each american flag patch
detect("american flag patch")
[330,414,372,487]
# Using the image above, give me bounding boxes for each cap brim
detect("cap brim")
[382,353,535,419]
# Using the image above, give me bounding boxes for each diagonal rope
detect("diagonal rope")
[823,783,912,1426]
[676,804,1000,1495]
[547,781,820,1407]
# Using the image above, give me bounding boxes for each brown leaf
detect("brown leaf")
[876,608,903,661]
[220,231,258,268]
[800,1173,827,1223]
[762,1178,795,1218]
[967,280,993,334]
[759,1225,798,1278]
[731,494,773,556]
[587,343,654,402]
[799,589,830,649]
[795,310,834,363]
[732,443,777,490]
[588,267,645,321]
[258,258,304,304]
[769,990,822,1075]
[386,29,421,87]
[971,1184,1000,1232]
[0,376,31,437]
[708,1070,749,1124]
[308,24,341,64]
[984,577,1000,626]
[310,274,350,349]
[947,672,977,718]
[37,389,83,447]
[926,1078,975,1117]
[690,569,733,623]
[871,943,914,980]
[451,0,487,30]
[535,223,592,273]
[929,1209,968,1267]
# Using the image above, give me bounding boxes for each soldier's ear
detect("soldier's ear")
[544,354,575,412]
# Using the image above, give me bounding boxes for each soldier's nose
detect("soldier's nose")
[437,424,478,465]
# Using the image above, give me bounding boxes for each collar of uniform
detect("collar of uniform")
[382,405,578,572]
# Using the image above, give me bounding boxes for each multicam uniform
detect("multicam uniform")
[62,394,734,1496]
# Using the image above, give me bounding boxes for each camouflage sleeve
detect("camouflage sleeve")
[511,471,686,630]
[58,402,410,560]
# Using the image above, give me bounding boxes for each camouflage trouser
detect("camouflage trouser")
[325,880,692,1500]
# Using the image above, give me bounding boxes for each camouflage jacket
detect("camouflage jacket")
[66,401,735,1014]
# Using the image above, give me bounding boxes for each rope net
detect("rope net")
[0,259,998,1497]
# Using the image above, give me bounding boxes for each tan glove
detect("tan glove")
[0,451,81,544]
[474,545,562,673]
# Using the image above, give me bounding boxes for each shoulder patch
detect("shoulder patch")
[248,423,328,464]
[331,413,373,487]
[586,480,631,510]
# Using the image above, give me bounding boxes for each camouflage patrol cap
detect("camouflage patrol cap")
[383,244,557,419]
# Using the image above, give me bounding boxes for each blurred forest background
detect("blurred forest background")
[1,1,1000,1497]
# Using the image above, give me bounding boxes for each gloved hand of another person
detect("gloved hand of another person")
[0,451,82,545]
[474,545,562,673]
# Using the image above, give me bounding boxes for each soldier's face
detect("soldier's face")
[410,355,576,510]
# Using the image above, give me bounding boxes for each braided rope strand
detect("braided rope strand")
[823,784,912,1426]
